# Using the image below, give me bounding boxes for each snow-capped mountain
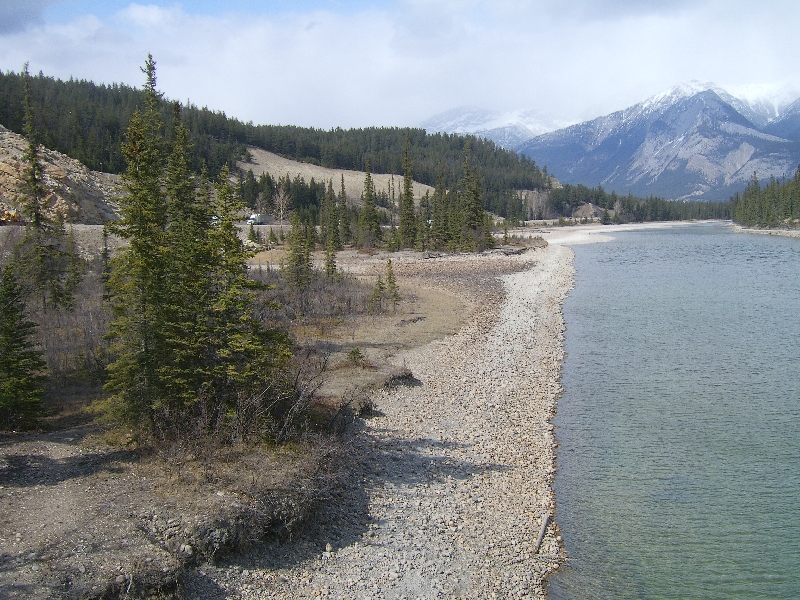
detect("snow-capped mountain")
[419,106,571,149]
[516,81,800,200]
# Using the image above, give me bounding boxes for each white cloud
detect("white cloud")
[0,0,799,128]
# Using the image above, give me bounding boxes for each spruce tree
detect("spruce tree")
[398,136,416,248]
[430,175,449,250]
[338,174,352,245]
[321,179,340,249]
[206,166,289,422]
[11,64,82,310]
[358,160,381,247]
[0,268,46,430]
[104,54,172,428]
[368,275,385,314]
[416,190,431,250]
[286,212,312,288]
[385,260,400,312]
[324,234,337,279]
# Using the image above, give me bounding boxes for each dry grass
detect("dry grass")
[241,147,435,207]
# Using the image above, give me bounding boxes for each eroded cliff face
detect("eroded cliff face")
[0,125,121,224]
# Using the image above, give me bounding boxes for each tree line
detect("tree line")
[730,170,800,228]
[548,183,731,222]
[0,68,245,177]
[0,67,547,220]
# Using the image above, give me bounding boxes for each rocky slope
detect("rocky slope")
[0,125,120,224]
[517,82,800,201]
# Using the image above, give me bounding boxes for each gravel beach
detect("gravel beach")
[186,243,575,599]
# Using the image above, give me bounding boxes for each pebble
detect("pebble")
[214,246,572,599]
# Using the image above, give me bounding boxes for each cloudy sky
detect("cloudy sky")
[1,0,799,129]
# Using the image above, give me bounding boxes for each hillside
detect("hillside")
[0,125,120,224]
[0,69,547,220]
[0,125,438,226]
[240,147,435,206]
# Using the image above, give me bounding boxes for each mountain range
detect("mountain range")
[422,82,800,201]
[419,106,572,151]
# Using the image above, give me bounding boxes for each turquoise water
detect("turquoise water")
[549,223,800,599]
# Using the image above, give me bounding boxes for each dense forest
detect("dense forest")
[548,183,731,222]
[730,171,800,228]
[0,68,545,219]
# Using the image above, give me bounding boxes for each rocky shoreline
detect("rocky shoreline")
[186,243,575,599]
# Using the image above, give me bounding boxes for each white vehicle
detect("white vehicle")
[246,213,268,225]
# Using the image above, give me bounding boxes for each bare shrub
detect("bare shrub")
[250,264,372,329]
[30,260,111,383]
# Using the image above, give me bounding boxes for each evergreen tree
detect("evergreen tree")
[358,160,381,247]
[10,64,82,310]
[0,268,46,430]
[430,174,449,250]
[385,259,400,312]
[459,147,484,251]
[104,54,169,428]
[416,190,431,250]
[321,179,341,249]
[398,136,417,248]
[285,212,312,289]
[338,174,352,245]
[324,234,337,279]
[205,166,291,429]
[153,109,214,421]
[368,275,385,314]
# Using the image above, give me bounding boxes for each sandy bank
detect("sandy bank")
[728,223,800,239]
[187,244,574,599]
[516,220,713,246]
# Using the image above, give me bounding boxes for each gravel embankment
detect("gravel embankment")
[187,244,575,599]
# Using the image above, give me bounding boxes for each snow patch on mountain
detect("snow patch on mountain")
[517,81,800,201]
[419,106,572,149]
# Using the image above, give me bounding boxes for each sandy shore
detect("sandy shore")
[728,223,800,239]
[184,244,574,599]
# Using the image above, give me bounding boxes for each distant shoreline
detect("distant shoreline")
[516,220,714,246]
[727,223,800,239]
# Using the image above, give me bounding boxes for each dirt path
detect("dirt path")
[186,244,574,599]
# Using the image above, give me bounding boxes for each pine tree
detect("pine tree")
[416,190,431,250]
[338,174,352,245]
[285,212,312,288]
[0,267,46,430]
[11,64,82,310]
[385,259,400,312]
[321,179,341,249]
[398,136,416,248]
[324,234,337,279]
[368,275,385,314]
[358,160,381,247]
[104,54,172,428]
